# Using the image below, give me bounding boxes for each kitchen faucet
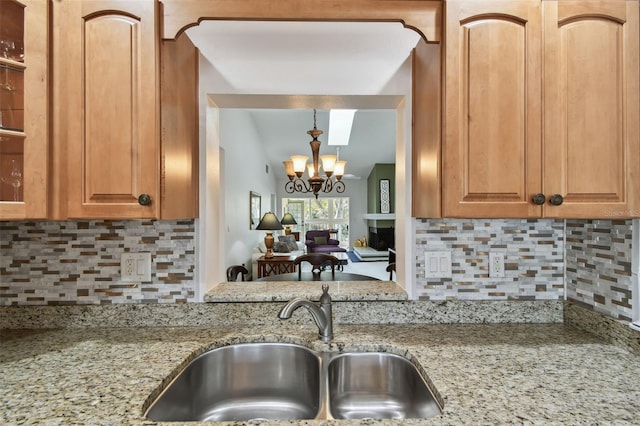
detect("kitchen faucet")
[278,284,333,342]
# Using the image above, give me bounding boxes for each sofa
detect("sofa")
[250,235,305,280]
[305,230,346,253]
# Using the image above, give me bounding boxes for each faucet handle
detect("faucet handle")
[320,284,331,304]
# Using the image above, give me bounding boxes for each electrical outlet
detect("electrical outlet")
[121,252,151,282]
[489,251,505,278]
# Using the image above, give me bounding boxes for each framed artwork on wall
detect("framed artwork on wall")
[380,179,390,213]
[250,191,261,229]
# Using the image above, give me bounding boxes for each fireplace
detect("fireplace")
[368,226,395,251]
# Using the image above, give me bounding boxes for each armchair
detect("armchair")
[305,230,346,253]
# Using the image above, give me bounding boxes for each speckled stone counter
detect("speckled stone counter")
[2,323,640,425]
[204,280,408,302]
[565,301,640,357]
[0,299,564,329]
[0,281,566,329]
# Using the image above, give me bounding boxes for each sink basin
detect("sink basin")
[145,343,442,422]
[145,343,320,422]
[327,352,442,419]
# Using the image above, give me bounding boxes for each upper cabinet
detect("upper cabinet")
[52,0,160,219]
[442,0,544,218]
[7,0,633,220]
[51,0,199,220]
[440,0,639,219]
[0,0,48,220]
[543,0,639,218]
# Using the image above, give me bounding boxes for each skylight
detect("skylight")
[328,109,356,146]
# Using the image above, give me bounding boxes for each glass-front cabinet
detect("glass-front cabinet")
[0,0,48,219]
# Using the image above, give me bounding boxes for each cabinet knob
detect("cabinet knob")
[549,194,564,206]
[138,194,152,206]
[531,193,546,205]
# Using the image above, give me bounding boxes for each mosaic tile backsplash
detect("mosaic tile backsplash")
[565,219,634,322]
[1,218,635,315]
[1,220,196,305]
[413,219,565,301]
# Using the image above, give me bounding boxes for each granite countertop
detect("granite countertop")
[204,280,408,302]
[2,323,640,425]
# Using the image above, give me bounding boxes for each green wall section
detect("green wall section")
[367,163,395,228]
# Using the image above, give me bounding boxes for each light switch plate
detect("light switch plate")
[424,251,452,278]
[121,252,151,282]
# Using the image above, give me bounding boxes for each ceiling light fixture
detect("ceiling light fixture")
[283,109,347,199]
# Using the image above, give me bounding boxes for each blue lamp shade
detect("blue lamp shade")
[256,212,282,258]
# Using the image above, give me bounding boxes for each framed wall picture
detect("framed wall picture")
[250,191,261,229]
[380,179,390,214]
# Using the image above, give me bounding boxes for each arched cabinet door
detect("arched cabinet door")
[543,0,640,219]
[53,0,160,219]
[442,0,543,218]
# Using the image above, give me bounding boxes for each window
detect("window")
[282,197,349,247]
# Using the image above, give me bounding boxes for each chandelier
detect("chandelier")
[282,109,347,199]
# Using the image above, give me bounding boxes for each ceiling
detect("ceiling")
[186,21,421,180]
[244,108,397,180]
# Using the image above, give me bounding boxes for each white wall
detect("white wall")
[196,56,223,296]
[220,110,279,270]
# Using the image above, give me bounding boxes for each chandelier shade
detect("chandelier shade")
[283,160,295,177]
[283,109,347,198]
[290,155,309,175]
[320,155,337,174]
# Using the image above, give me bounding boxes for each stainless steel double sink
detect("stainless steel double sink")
[145,342,442,422]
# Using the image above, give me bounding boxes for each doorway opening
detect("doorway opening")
[186,21,421,298]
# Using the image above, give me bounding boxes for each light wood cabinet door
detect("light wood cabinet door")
[543,0,640,218]
[160,33,199,219]
[0,0,48,220]
[412,38,441,218]
[52,0,159,219]
[443,0,543,218]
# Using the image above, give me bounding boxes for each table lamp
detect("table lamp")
[280,212,298,235]
[256,212,283,258]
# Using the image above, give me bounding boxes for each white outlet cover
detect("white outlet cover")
[424,251,452,278]
[121,252,151,282]
[489,251,505,278]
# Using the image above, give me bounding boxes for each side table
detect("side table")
[257,255,297,278]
